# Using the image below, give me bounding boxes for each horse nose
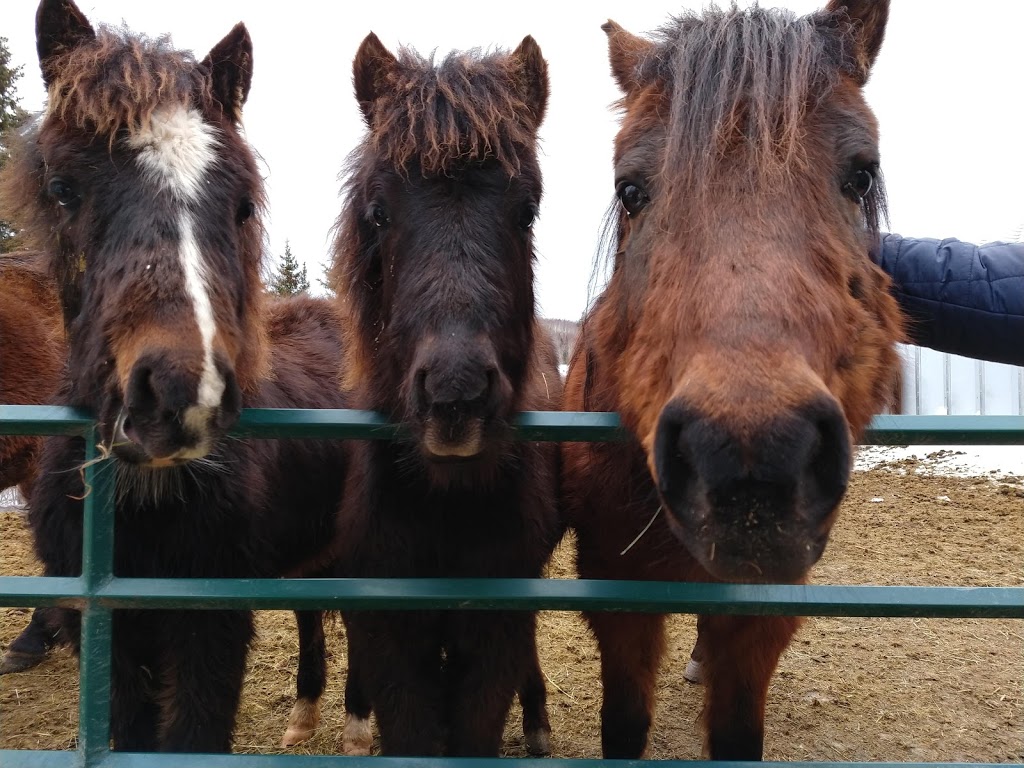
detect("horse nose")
[412,336,499,417]
[418,363,494,413]
[122,352,241,459]
[653,394,851,529]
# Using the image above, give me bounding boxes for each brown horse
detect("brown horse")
[563,0,902,760]
[0,254,63,498]
[0,0,349,751]
[327,33,562,756]
[0,254,68,675]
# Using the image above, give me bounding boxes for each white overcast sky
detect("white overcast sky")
[5,1,1023,320]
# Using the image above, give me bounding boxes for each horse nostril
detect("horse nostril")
[803,397,852,519]
[652,401,697,503]
[483,367,498,405]
[126,365,159,415]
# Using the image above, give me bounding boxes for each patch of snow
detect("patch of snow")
[854,445,1023,478]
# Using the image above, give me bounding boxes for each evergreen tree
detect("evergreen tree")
[0,37,29,253]
[316,262,336,297]
[268,240,310,295]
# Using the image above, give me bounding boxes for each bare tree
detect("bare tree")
[540,318,579,367]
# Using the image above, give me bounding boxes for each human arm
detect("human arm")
[873,233,1024,366]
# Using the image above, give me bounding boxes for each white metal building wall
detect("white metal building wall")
[899,344,1024,416]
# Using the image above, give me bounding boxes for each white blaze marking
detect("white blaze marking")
[129,107,218,200]
[128,106,225,414]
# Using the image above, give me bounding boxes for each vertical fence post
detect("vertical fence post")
[77,426,115,764]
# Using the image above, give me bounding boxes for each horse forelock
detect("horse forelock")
[643,5,854,211]
[364,47,538,177]
[44,25,210,142]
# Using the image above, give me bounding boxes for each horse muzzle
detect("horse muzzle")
[652,393,851,582]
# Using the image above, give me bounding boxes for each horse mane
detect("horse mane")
[363,47,537,176]
[635,4,883,230]
[44,25,210,140]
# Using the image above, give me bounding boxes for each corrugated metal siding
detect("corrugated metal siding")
[899,344,1024,416]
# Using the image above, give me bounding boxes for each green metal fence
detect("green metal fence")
[1,404,1022,768]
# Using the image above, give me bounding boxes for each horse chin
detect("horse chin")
[663,505,827,584]
[421,417,485,460]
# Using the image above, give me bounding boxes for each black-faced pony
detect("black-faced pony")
[327,33,562,756]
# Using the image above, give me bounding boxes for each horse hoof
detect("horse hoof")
[684,657,704,685]
[525,726,552,756]
[281,698,320,747]
[0,650,47,675]
[341,713,373,756]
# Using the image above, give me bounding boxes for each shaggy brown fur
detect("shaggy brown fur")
[353,34,546,177]
[564,0,903,761]
[43,31,208,144]
[0,253,64,496]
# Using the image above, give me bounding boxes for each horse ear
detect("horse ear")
[602,20,654,97]
[36,0,95,87]
[508,36,549,128]
[201,23,253,123]
[353,33,399,122]
[826,0,888,84]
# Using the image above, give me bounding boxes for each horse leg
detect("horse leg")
[346,613,444,756]
[281,610,325,747]
[588,611,666,759]
[107,610,161,751]
[518,632,551,756]
[445,611,527,756]
[684,614,709,685]
[341,627,373,756]
[0,607,62,674]
[156,609,254,752]
[700,613,801,760]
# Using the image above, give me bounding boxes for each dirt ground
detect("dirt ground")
[2,460,1022,761]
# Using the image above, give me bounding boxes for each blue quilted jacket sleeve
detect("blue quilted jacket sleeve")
[874,234,1024,366]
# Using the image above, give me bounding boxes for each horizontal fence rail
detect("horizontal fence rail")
[3,405,1024,443]
[0,405,1022,768]
[0,755,1017,768]
[1,577,1022,618]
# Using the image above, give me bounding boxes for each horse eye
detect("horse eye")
[616,182,649,216]
[843,168,874,201]
[47,177,80,211]
[519,203,538,231]
[237,199,256,225]
[371,204,390,229]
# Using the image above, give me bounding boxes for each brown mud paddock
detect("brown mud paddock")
[2,463,1022,760]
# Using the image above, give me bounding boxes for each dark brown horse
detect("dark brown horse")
[327,33,562,756]
[563,0,903,760]
[0,0,349,751]
[0,258,330,747]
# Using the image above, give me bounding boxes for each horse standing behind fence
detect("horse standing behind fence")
[0,254,68,675]
[0,0,351,751]
[327,33,562,756]
[563,0,903,760]
[0,254,63,499]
